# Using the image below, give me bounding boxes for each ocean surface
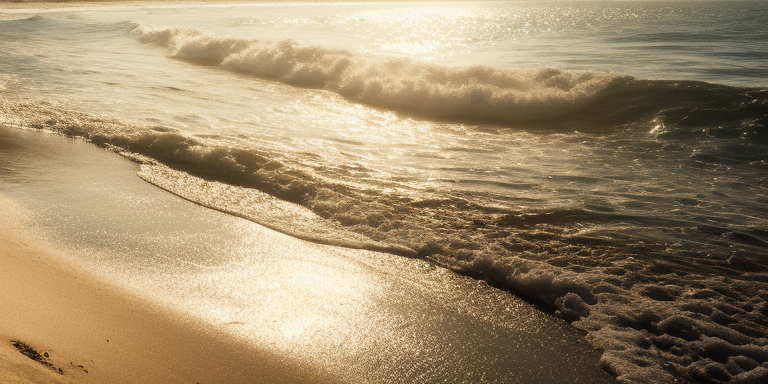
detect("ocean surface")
[1,1,767,383]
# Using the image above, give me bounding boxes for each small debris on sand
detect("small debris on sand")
[12,341,64,375]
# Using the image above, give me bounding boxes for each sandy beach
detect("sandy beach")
[0,126,617,383]
[0,199,339,384]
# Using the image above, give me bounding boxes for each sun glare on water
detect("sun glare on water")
[369,6,471,58]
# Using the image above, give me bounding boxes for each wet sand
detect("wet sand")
[0,125,616,383]
[0,200,339,384]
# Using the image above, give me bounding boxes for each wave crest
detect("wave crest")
[132,25,623,122]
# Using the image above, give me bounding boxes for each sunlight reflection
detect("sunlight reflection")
[361,6,471,58]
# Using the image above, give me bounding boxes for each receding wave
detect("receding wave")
[0,99,413,256]
[131,25,625,123]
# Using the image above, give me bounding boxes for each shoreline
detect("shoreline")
[0,200,338,384]
[0,125,617,383]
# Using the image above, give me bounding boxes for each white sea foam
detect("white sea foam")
[132,25,622,123]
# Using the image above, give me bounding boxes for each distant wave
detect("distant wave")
[131,25,625,123]
[0,14,135,35]
[131,25,768,132]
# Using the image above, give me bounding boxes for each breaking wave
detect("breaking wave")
[132,25,768,135]
[132,25,624,123]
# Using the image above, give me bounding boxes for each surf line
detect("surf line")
[137,163,419,258]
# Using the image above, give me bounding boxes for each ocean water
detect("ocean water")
[1,1,767,383]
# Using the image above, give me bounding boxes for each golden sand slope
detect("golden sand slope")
[0,205,337,384]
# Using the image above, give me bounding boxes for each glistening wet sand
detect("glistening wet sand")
[1,125,615,383]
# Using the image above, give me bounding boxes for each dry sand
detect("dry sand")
[0,204,338,384]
